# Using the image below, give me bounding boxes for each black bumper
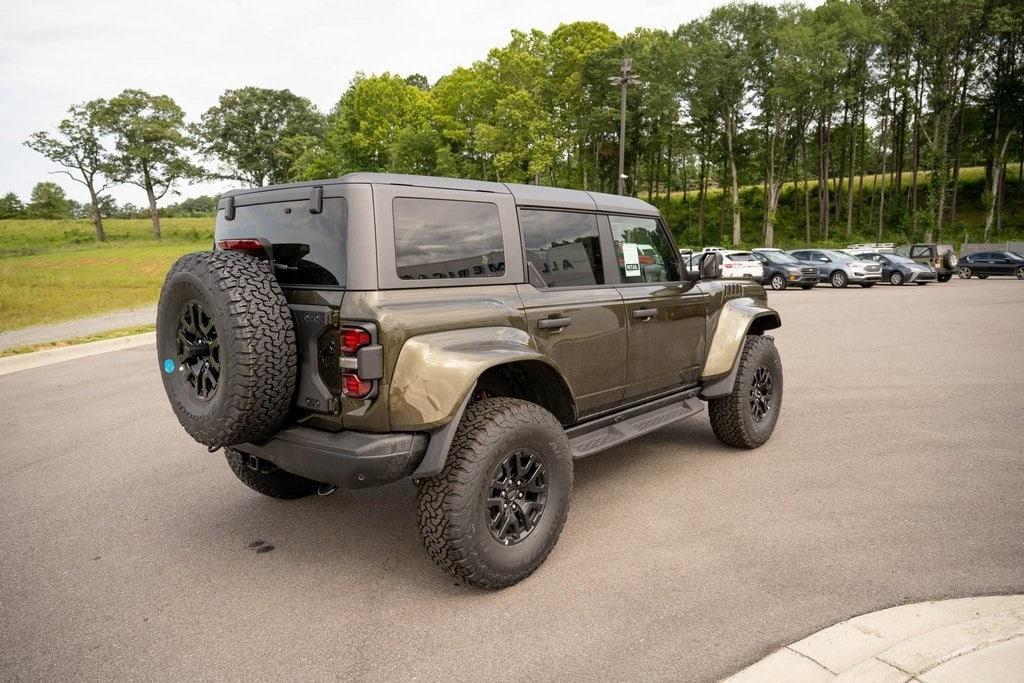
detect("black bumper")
[235,427,428,489]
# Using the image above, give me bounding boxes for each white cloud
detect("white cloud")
[1,0,772,205]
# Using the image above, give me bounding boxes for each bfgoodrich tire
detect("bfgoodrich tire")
[156,250,297,449]
[225,448,319,499]
[416,398,572,589]
[708,335,783,449]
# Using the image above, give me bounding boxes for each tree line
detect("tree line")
[16,0,1024,246]
[0,185,217,221]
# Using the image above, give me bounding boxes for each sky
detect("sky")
[2,0,786,206]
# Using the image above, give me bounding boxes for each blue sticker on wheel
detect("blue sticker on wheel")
[163,358,175,373]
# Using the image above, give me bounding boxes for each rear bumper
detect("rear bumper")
[235,427,428,489]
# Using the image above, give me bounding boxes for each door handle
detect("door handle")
[632,308,658,320]
[537,317,572,330]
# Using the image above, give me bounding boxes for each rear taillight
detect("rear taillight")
[217,238,264,252]
[338,325,381,399]
[340,327,372,354]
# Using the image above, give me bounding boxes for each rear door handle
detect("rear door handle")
[537,317,572,330]
[632,308,658,320]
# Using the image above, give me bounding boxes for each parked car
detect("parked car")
[856,252,937,285]
[893,244,958,282]
[155,172,783,589]
[751,249,819,290]
[718,250,766,281]
[957,251,1024,280]
[787,248,882,288]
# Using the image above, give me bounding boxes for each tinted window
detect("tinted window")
[608,215,680,283]
[910,246,931,258]
[520,209,604,288]
[726,252,757,261]
[393,197,505,280]
[216,198,347,287]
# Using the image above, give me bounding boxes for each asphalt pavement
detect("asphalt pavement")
[1,279,1022,680]
[0,305,156,351]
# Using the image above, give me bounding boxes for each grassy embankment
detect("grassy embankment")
[650,165,1023,249]
[0,218,212,332]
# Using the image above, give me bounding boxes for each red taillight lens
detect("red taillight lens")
[342,372,373,398]
[216,238,264,251]
[340,327,372,353]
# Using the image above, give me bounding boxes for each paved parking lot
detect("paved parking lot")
[1,279,1022,680]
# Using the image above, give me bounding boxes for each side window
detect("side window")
[910,246,930,258]
[393,197,505,280]
[790,251,806,260]
[519,209,604,288]
[608,215,681,283]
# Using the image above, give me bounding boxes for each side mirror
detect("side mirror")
[818,257,830,262]
[699,251,723,280]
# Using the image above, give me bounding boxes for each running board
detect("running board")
[566,390,704,459]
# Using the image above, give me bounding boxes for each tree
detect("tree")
[24,99,113,241]
[99,89,199,238]
[0,192,25,219]
[26,182,72,218]
[195,87,324,187]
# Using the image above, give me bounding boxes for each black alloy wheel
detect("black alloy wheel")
[749,365,774,423]
[175,300,220,400]
[487,449,547,546]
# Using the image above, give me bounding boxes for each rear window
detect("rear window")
[393,197,505,280]
[216,198,347,287]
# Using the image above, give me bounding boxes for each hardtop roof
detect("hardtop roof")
[219,172,660,216]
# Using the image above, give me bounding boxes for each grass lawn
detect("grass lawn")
[0,217,212,332]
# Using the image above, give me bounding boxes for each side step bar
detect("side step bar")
[566,389,704,459]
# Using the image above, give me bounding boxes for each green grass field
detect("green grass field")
[0,218,212,331]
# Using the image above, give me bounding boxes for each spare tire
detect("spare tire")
[156,250,297,448]
[943,250,958,269]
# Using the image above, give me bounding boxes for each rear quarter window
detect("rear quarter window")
[393,197,505,280]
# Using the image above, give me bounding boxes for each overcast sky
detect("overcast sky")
[2,0,788,206]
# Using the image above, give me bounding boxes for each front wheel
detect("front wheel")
[938,273,952,282]
[416,398,572,589]
[958,266,973,279]
[769,273,787,291]
[1014,267,1023,280]
[708,335,783,449]
[890,271,905,286]
[830,271,848,288]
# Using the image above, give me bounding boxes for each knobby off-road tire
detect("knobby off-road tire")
[708,335,783,449]
[156,250,297,449]
[225,448,318,499]
[416,398,572,589]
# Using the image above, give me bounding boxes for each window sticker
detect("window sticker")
[622,242,641,276]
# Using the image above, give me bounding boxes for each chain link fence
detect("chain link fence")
[959,241,1024,255]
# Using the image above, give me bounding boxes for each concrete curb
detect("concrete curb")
[0,332,155,377]
[728,596,1024,682]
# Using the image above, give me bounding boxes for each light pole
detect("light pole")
[609,58,640,196]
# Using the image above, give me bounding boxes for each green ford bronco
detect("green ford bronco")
[156,173,783,588]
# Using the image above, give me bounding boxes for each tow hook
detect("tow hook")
[317,483,337,497]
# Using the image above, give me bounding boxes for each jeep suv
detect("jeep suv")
[156,173,783,588]
[894,243,958,282]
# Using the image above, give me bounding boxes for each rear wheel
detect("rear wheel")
[1015,267,1023,280]
[416,398,572,589]
[830,270,848,288]
[889,271,905,286]
[769,273,787,291]
[708,335,783,449]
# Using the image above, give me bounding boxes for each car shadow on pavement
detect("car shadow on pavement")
[176,417,736,592]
